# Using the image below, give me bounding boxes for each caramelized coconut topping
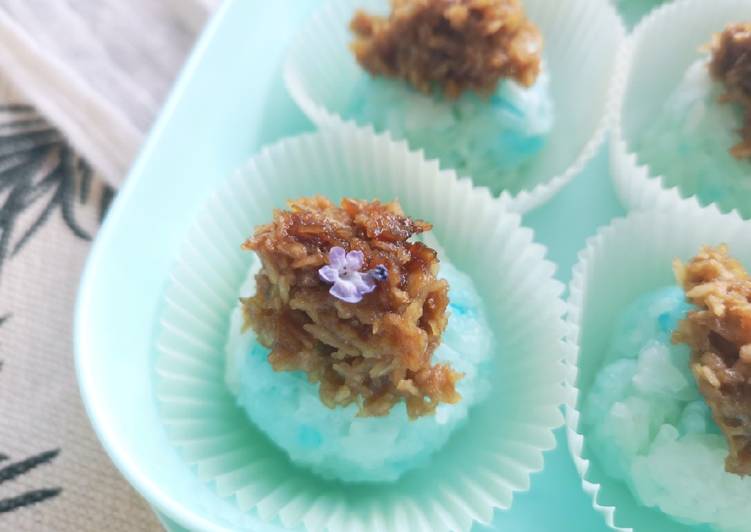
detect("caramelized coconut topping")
[709,23,751,159]
[350,0,542,99]
[241,196,460,418]
[674,245,751,475]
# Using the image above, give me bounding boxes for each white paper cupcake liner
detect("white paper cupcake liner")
[284,0,625,214]
[565,201,751,531]
[611,0,751,220]
[154,123,568,532]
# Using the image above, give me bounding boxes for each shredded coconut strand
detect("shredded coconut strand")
[674,245,751,475]
[709,23,751,159]
[350,0,542,99]
[241,196,461,418]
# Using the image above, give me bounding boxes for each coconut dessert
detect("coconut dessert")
[344,0,554,193]
[635,23,751,218]
[584,245,751,530]
[224,196,494,482]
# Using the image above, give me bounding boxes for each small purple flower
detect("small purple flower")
[319,246,388,303]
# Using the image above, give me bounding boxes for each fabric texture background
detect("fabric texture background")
[0,1,218,529]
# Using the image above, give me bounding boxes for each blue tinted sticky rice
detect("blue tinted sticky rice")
[225,250,494,483]
[584,286,751,530]
[636,59,751,218]
[344,69,554,195]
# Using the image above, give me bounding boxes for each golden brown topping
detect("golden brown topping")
[350,0,542,99]
[673,245,751,475]
[709,23,751,159]
[241,196,460,418]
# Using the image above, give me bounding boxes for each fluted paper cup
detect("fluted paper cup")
[565,202,751,531]
[153,123,568,532]
[611,0,751,220]
[284,0,625,214]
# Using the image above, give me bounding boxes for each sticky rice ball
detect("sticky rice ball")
[634,24,751,218]
[584,244,751,531]
[344,0,555,194]
[224,197,494,482]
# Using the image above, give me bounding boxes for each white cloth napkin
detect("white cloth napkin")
[0,0,219,187]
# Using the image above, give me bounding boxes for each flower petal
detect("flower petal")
[330,280,362,304]
[345,250,365,271]
[318,265,339,284]
[328,246,346,268]
[352,272,376,295]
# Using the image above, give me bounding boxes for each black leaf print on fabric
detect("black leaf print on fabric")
[0,105,33,113]
[0,431,62,514]
[99,185,115,223]
[0,488,62,514]
[0,107,104,276]
[0,320,62,514]
[0,450,60,484]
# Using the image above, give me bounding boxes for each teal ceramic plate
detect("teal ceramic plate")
[75,0,625,530]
